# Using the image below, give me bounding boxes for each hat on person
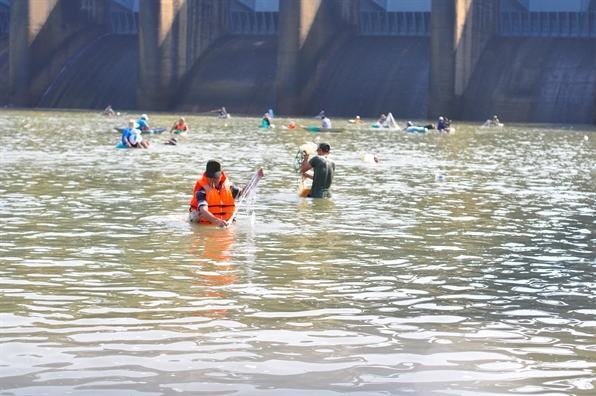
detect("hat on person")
[438,116,444,121]
[407,121,414,127]
[141,114,149,120]
[205,160,222,178]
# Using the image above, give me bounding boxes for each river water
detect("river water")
[0,110,594,395]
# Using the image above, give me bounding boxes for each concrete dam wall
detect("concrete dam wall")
[174,35,429,119]
[302,36,429,119]
[37,35,138,110]
[462,38,596,124]
[0,35,8,105]
[173,36,277,115]
[4,1,595,124]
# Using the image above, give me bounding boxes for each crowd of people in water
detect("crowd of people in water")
[108,104,503,227]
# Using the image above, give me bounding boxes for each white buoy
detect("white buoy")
[361,153,379,163]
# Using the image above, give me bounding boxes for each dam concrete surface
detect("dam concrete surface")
[1,0,594,124]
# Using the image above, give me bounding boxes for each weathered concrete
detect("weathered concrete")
[4,1,595,124]
[138,0,229,110]
[429,0,456,118]
[0,35,8,105]
[462,37,596,124]
[304,36,429,119]
[9,0,109,106]
[37,35,138,110]
[173,36,277,114]
[430,0,498,118]
[275,0,357,115]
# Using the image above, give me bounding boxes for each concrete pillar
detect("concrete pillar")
[138,0,229,110]
[429,0,497,118]
[429,0,457,118]
[9,0,60,105]
[9,0,108,106]
[138,0,183,110]
[276,0,353,115]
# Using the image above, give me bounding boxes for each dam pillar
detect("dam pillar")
[9,0,109,106]
[138,0,229,110]
[8,0,108,106]
[276,0,357,115]
[10,0,60,106]
[429,0,498,119]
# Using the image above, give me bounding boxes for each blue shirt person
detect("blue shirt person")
[136,114,150,131]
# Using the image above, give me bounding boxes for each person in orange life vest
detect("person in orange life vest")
[189,160,264,227]
[170,117,189,135]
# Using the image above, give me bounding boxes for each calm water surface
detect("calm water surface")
[0,110,595,395]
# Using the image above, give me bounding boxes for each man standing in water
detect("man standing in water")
[189,160,239,227]
[299,143,335,198]
[189,160,264,226]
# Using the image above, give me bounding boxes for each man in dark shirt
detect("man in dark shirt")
[299,143,335,198]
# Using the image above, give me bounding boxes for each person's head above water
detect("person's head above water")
[205,160,222,179]
[140,114,149,120]
[407,121,413,127]
[128,119,136,128]
[317,143,331,154]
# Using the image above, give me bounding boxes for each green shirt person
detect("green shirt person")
[299,142,335,198]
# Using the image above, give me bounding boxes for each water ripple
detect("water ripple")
[0,111,594,395]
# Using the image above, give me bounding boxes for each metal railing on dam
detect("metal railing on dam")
[359,12,430,36]
[229,11,278,35]
[499,11,596,37]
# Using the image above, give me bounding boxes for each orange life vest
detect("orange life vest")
[175,121,187,131]
[189,172,235,224]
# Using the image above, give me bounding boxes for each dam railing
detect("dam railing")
[229,11,278,35]
[359,11,430,36]
[499,11,596,37]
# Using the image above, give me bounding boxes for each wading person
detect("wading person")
[319,111,332,129]
[120,120,136,148]
[170,117,189,135]
[120,119,148,148]
[129,125,150,148]
[165,117,188,145]
[299,142,335,198]
[189,160,264,226]
[136,114,150,132]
